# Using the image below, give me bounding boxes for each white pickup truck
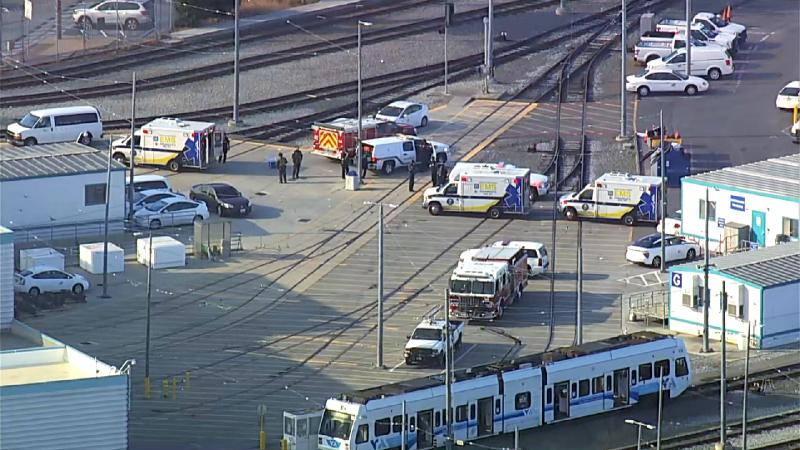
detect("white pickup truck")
[404,319,464,367]
[656,12,746,45]
[642,27,735,51]
[634,37,703,64]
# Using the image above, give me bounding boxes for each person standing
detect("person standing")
[277,152,288,184]
[291,148,303,180]
[408,161,416,192]
[438,161,448,186]
[430,155,438,186]
[360,151,369,179]
[218,134,230,163]
[340,150,350,179]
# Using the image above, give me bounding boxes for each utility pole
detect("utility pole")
[702,188,710,352]
[101,137,113,299]
[401,401,407,450]
[720,281,728,449]
[620,0,627,138]
[685,0,692,77]
[144,231,153,399]
[742,322,751,450]
[487,0,493,80]
[230,0,241,126]
[443,2,450,94]
[444,289,453,450]
[128,72,136,221]
[657,374,664,450]
[376,202,384,368]
[56,0,62,39]
[659,110,666,273]
[482,17,489,94]
[576,223,582,345]
[356,20,372,185]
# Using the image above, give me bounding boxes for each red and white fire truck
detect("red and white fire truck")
[311,117,416,160]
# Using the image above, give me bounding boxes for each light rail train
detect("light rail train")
[318,332,691,450]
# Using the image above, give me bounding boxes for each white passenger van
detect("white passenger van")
[647,47,734,80]
[6,106,103,146]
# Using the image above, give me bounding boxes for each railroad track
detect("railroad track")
[0,0,557,99]
[0,0,438,89]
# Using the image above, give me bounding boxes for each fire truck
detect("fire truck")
[311,117,415,160]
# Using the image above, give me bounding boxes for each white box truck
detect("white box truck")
[558,173,662,226]
[423,163,531,218]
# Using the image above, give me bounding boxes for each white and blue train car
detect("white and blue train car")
[317,333,690,450]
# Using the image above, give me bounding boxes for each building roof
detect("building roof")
[684,153,800,201]
[0,142,126,182]
[674,243,800,288]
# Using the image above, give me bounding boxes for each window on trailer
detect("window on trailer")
[783,217,799,239]
[699,198,716,221]
[85,183,107,206]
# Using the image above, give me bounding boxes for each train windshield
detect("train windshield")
[320,410,354,440]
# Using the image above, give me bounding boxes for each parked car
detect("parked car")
[130,189,184,213]
[127,174,173,193]
[491,240,549,277]
[375,101,430,128]
[189,183,252,217]
[647,48,734,80]
[14,266,90,296]
[133,197,209,229]
[656,210,683,235]
[625,233,700,267]
[6,105,102,146]
[775,81,800,110]
[626,68,709,97]
[73,0,151,30]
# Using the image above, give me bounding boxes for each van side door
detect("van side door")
[34,115,55,143]
[400,141,416,167]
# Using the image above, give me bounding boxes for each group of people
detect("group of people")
[276,148,304,183]
[339,150,369,180]
[408,153,448,192]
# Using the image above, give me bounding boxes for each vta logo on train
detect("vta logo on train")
[326,439,341,448]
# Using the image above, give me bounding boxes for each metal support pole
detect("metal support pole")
[56,0,62,39]
[115,0,120,50]
[231,0,241,125]
[128,72,136,221]
[576,234,583,345]
[636,425,642,450]
[514,427,519,450]
[685,0,691,76]
[659,110,666,273]
[443,6,448,94]
[703,188,710,352]
[376,203,384,368]
[357,21,363,184]
[720,281,727,448]
[101,137,113,299]
[487,0,493,79]
[401,401,407,450]
[656,375,663,450]
[444,289,453,450]
[154,0,160,40]
[742,322,751,450]
[144,231,153,398]
[620,0,627,137]
[483,17,489,93]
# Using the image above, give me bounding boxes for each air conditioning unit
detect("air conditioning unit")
[726,283,745,318]
[681,276,701,308]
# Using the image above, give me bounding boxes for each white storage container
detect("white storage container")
[19,247,65,271]
[79,242,125,274]
[137,236,185,269]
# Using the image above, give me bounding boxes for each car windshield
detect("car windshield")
[633,235,660,248]
[378,106,404,117]
[133,192,147,203]
[18,113,40,128]
[411,328,442,340]
[709,16,727,27]
[145,200,167,212]
[19,270,32,277]
[215,186,240,197]
[664,51,679,62]
[319,410,353,440]
[780,87,800,96]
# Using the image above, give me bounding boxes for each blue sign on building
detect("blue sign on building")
[718,217,726,228]
[671,272,683,288]
[731,195,746,211]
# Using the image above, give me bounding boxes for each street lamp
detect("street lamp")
[356,20,373,186]
[625,419,655,450]
[555,0,569,15]
[363,200,395,369]
[619,0,628,139]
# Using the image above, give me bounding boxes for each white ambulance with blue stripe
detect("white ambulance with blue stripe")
[559,173,662,226]
[112,117,218,172]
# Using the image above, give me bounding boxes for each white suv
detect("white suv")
[491,240,549,277]
[73,1,151,31]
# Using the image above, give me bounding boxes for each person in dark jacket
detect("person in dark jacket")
[408,161,416,192]
[438,162,448,186]
[291,148,303,180]
[340,151,349,179]
[277,153,288,184]
[430,155,438,186]
[218,134,230,163]
[360,151,369,179]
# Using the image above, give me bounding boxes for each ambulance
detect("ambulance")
[558,173,662,226]
[423,162,531,218]
[112,118,218,172]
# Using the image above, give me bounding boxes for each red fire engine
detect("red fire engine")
[311,117,416,159]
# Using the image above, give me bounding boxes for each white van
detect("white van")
[6,106,103,146]
[364,136,449,174]
[127,175,173,193]
[647,47,733,80]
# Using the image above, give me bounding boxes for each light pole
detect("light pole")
[702,187,711,352]
[101,136,113,299]
[625,419,655,450]
[143,230,153,399]
[444,288,454,450]
[659,110,666,273]
[555,0,568,16]
[356,20,372,186]
[230,0,241,126]
[720,281,728,449]
[685,0,692,77]
[444,2,451,94]
[128,72,136,221]
[620,0,627,138]
[364,200,394,369]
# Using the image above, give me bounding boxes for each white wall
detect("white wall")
[681,180,800,251]
[0,171,125,230]
[0,228,12,329]
[668,269,762,347]
[761,282,800,348]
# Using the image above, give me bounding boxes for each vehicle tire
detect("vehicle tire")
[420,116,429,127]
[125,18,139,30]
[382,160,395,175]
[708,68,722,80]
[622,213,635,226]
[167,158,181,172]
[564,207,578,221]
[28,287,40,297]
[72,284,84,295]
[217,205,224,216]
[23,137,37,146]
[685,85,698,96]
[194,215,204,224]
[488,207,502,219]
[428,202,442,216]
[529,189,539,203]
[686,248,696,260]
[77,16,93,29]
[651,256,662,268]
[79,132,92,145]
[149,219,162,229]
[113,153,128,165]
[637,86,650,97]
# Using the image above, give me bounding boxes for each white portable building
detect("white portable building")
[138,236,186,268]
[0,227,13,330]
